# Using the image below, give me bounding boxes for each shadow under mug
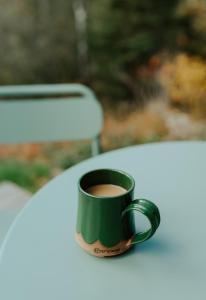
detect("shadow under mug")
[75,169,160,257]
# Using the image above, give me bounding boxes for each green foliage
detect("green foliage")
[0,143,91,191]
[0,0,77,84]
[54,143,91,169]
[0,160,51,192]
[88,0,181,98]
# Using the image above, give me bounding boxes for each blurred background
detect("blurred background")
[0,0,206,192]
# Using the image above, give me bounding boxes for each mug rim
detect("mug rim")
[78,168,135,199]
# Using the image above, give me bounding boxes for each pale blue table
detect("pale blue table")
[0,142,206,300]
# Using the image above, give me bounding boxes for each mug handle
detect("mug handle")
[122,199,160,245]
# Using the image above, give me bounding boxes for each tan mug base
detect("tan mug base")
[75,233,132,257]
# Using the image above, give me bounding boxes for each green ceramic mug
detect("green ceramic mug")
[75,169,160,257]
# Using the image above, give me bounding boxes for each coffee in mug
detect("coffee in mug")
[86,184,127,197]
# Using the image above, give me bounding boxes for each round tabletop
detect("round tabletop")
[0,142,206,300]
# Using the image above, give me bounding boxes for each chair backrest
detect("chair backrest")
[0,84,103,156]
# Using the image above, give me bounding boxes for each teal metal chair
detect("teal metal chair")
[0,83,103,247]
[0,83,103,155]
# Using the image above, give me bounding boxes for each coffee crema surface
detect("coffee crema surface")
[86,184,127,197]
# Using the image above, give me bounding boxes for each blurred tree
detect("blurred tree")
[0,0,77,84]
[72,0,89,79]
[88,0,181,99]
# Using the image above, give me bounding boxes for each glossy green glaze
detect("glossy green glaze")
[77,169,160,248]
